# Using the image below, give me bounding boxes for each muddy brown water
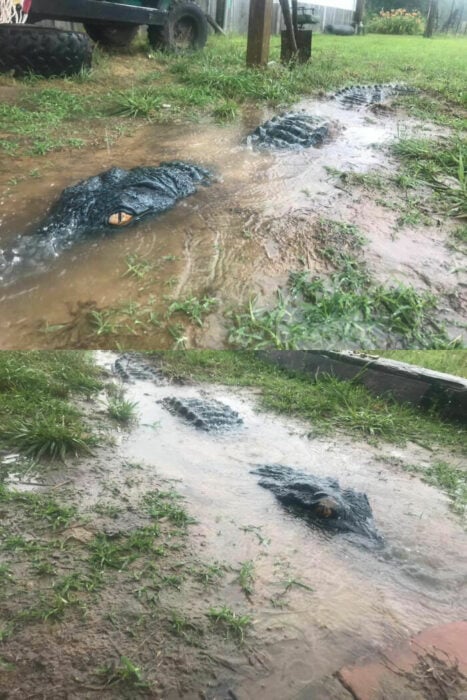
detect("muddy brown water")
[67,352,464,698]
[1,100,464,349]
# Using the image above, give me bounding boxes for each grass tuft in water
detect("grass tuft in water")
[207,605,252,643]
[88,527,161,571]
[392,137,467,218]
[110,88,163,118]
[107,397,138,424]
[167,296,218,327]
[228,265,452,351]
[227,215,455,351]
[96,656,150,690]
[144,490,195,526]
[238,560,255,597]
[402,460,466,516]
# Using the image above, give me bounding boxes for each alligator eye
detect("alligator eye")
[108,211,134,226]
[315,497,337,518]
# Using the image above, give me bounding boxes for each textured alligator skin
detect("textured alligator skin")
[333,83,415,107]
[252,464,382,542]
[161,396,243,431]
[0,161,211,284]
[113,353,165,383]
[247,112,330,150]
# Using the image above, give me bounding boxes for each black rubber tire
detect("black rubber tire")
[147,2,208,52]
[0,24,93,77]
[324,24,355,35]
[83,22,139,48]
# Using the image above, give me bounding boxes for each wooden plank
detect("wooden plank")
[246,0,273,66]
[259,350,467,420]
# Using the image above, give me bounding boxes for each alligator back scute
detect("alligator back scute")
[252,464,381,542]
[161,396,243,432]
[247,112,330,150]
[113,353,165,383]
[333,83,416,107]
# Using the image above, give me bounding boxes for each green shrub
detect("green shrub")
[367,9,424,35]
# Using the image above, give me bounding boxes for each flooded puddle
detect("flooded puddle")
[0,99,464,348]
[67,352,464,698]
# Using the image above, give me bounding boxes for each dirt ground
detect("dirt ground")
[1,354,466,698]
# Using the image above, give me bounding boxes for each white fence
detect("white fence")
[193,0,354,33]
[38,0,355,34]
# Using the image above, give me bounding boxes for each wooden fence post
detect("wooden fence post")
[246,0,273,67]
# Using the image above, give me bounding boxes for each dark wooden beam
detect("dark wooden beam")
[246,0,273,67]
[215,0,226,29]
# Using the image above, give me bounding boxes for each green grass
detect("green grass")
[1,492,77,530]
[1,34,465,162]
[207,605,252,643]
[110,87,163,118]
[154,352,467,452]
[44,292,217,347]
[225,218,456,351]
[228,263,453,351]
[375,350,467,378]
[238,560,255,597]
[167,296,218,327]
[88,301,161,337]
[0,352,101,461]
[107,397,138,424]
[391,137,467,218]
[88,527,162,571]
[191,562,225,587]
[96,656,149,690]
[452,225,467,243]
[123,254,154,280]
[402,460,466,515]
[144,490,195,526]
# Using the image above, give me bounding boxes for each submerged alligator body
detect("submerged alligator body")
[252,464,382,543]
[161,396,243,432]
[113,353,165,384]
[247,112,329,150]
[0,161,210,284]
[333,83,415,107]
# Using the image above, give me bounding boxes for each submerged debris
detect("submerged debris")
[113,353,165,383]
[333,83,416,107]
[252,464,382,542]
[161,396,243,431]
[247,112,330,150]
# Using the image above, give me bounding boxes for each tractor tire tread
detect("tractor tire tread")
[0,24,93,77]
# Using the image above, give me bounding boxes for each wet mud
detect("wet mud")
[0,99,465,349]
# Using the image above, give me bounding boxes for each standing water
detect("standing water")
[84,353,467,698]
[1,100,462,349]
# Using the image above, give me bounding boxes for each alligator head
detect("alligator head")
[0,161,211,284]
[252,464,382,544]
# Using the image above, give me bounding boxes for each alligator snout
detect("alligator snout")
[252,464,382,544]
[0,161,211,285]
